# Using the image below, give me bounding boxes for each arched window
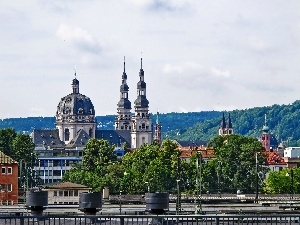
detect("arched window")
[89,128,93,137]
[142,137,145,144]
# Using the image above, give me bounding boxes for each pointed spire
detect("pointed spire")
[124,56,126,73]
[156,111,160,124]
[221,113,226,128]
[227,113,232,128]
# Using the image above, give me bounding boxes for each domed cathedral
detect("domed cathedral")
[55,73,96,144]
[131,58,153,148]
[218,113,234,136]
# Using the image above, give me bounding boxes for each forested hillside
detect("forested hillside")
[166,100,300,146]
[1,100,300,146]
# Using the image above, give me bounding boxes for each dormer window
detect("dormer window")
[78,108,84,114]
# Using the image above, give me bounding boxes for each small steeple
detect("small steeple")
[262,114,269,133]
[72,68,79,94]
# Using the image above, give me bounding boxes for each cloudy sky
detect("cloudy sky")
[1,0,300,119]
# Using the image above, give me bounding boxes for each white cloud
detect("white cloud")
[56,23,101,54]
[211,68,230,78]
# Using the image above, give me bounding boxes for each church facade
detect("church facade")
[31,58,156,184]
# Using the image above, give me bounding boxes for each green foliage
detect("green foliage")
[264,168,300,194]
[206,134,267,193]
[0,128,17,155]
[63,138,118,192]
[121,141,180,194]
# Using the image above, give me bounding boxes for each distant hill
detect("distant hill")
[1,100,300,146]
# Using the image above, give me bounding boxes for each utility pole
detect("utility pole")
[195,151,202,214]
[176,155,181,215]
[255,152,259,203]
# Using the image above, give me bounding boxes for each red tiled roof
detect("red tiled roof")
[180,146,215,159]
[265,151,286,165]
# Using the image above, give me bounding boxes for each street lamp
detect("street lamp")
[255,152,260,203]
[217,161,222,197]
[286,168,294,209]
[176,179,181,215]
[145,182,150,193]
[119,190,122,214]
[195,151,202,214]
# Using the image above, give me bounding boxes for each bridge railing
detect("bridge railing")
[0,214,300,225]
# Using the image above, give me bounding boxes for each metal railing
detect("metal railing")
[0,214,299,225]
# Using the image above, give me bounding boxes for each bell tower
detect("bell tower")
[219,113,234,136]
[131,58,152,148]
[261,114,271,151]
[115,57,132,131]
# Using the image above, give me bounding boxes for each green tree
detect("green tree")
[264,168,300,194]
[12,133,37,188]
[121,140,180,194]
[0,128,17,156]
[207,134,267,194]
[63,138,118,192]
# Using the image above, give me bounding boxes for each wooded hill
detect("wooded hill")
[1,100,300,146]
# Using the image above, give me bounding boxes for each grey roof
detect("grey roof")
[134,95,149,108]
[56,93,95,116]
[31,129,65,148]
[118,98,131,109]
[95,130,131,147]
[66,129,91,148]
[175,140,207,148]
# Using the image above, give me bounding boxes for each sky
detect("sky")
[1,0,300,119]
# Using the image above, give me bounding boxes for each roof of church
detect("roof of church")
[95,130,131,147]
[66,129,91,148]
[31,129,65,148]
[56,78,96,121]
[0,151,17,164]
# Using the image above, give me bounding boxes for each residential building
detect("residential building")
[0,151,18,205]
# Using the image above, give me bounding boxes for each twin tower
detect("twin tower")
[55,58,153,149]
[115,58,153,148]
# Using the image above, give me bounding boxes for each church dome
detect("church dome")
[56,78,95,123]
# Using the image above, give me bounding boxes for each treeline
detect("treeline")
[1,100,300,146]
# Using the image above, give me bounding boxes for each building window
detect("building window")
[74,190,78,196]
[1,184,5,192]
[65,128,70,142]
[7,184,12,192]
[54,191,57,196]
[64,191,68,196]
[7,167,12,174]
[1,167,5,174]
[59,191,63,197]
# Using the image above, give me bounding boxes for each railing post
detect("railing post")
[120,217,124,225]
[216,216,219,225]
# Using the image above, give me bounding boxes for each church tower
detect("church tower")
[56,73,96,144]
[261,114,271,151]
[131,58,152,148]
[219,113,234,136]
[154,111,162,145]
[115,58,132,131]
